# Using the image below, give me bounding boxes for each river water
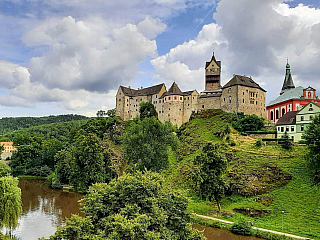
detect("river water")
[4,178,263,240]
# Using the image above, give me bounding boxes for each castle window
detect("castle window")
[159,111,161,113]
[127,99,128,102]
[250,101,254,104]
[179,109,181,111]
[136,109,137,111]
[180,97,182,100]
[165,98,166,101]
[168,114,170,117]
[136,99,137,102]
[228,88,231,93]
[188,97,189,100]
[156,95,158,98]
[127,104,128,106]
[243,92,244,95]
[223,98,225,102]
[140,98,142,101]
[169,108,170,110]
[202,105,204,108]
[174,97,177,100]
[291,126,294,132]
[188,104,190,106]
[229,96,231,103]
[246,89,248,92]
[256,101,257,105]
[193,97,194,99]
[168,97,171,100]
[243,99,244,103]
[119,99,121,101]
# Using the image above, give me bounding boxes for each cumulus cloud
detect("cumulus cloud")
[151,0,320,102]
[0,16,165,110]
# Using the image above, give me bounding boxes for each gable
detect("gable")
[297,102,320,115]
[206,59,220,70]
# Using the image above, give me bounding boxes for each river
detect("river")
[4,178,263,240]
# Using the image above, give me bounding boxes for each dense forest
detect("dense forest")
[0,114,88,134]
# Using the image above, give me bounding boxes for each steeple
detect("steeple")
[205,51,221,92]
[280,59,295,95]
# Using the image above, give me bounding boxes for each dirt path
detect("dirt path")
[195,214,311,240]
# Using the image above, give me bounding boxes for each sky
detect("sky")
[0,0,320,117]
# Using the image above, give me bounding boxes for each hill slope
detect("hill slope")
[166,109,319,240]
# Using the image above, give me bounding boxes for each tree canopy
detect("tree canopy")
[139,102,158,119]
[302,114,320,184]
[49,171,205,240]
[232,113,264,132]
[195,143,227,211]
[122,117,178,172]
[0,164,22,231]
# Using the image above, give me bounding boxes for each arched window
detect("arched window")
[308,92,311,98]
[282,108,285,116]
[270,111,274,120]
[276,110,279,119]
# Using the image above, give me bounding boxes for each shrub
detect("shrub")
[229,141,236,146]
[225,135,230,141]
[46,172,63,189]
[255,139,262,147]
[231,219,252,235]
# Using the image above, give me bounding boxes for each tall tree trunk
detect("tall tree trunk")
[215,196,221,212]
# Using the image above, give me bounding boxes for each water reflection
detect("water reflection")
[194,224,264,240]
[9,178,83,240]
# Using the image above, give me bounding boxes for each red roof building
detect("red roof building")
[266,62,320,123]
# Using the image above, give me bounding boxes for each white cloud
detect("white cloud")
[151,0,320,103]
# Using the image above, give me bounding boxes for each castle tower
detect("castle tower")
[280,60,295,95]
[205,52,221,91]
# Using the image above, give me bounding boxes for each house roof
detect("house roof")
[222,75,266,92]
[275,111,298,126]
[120,83,165,97]
[304,86,316,91]
[160,82,183,98]
[267,86,304,106]
[205,52,221,68]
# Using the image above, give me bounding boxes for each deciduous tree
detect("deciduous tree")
[122,117,178,172]
[139,101,157,119]
[195,143,227,212]
[302,114,320,184]
[49,171,205,240]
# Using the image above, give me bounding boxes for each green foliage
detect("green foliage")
[255,139,262,147]
[231,219,252,235]
[122,117,178,172]
[0,162,11,177]
[106,108,116,118]
[0,114,88,134]
[46,172,63,189]
[49,171,205,240]
[279,131,292,150]
[194,143,227,211]
[139,101,158,119]
[68,133,107,192]
[232,113,264,132]
[302,114,320,184]
[0,176,22,230]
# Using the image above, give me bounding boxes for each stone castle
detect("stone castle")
[116,52,267,126]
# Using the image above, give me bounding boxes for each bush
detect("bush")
[233,114,264,132]
[255,139,262,147]
[225,135,230,141]
[229,141,236,146]
[231,219,252,235]
[46,172,63,189]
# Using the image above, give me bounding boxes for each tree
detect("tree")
[0,162,11,177]
[49,171,205,240]
[232,114,264,132]
[302,114,320,184]
[96,110,107,117]
[195,143,227,212]
[106,108,116,118]
[279,131,292,150]
[139,101,157,119]
[0,164,22,233]
[122,117,178,172]
[68,133,106,192]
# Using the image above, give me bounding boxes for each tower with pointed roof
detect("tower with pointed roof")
[280,60,295,95]
[205,52,221,92]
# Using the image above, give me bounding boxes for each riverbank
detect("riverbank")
[193,214,311,240]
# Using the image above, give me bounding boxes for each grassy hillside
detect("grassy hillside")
[165,109,320,239]
[0,114,88,135]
